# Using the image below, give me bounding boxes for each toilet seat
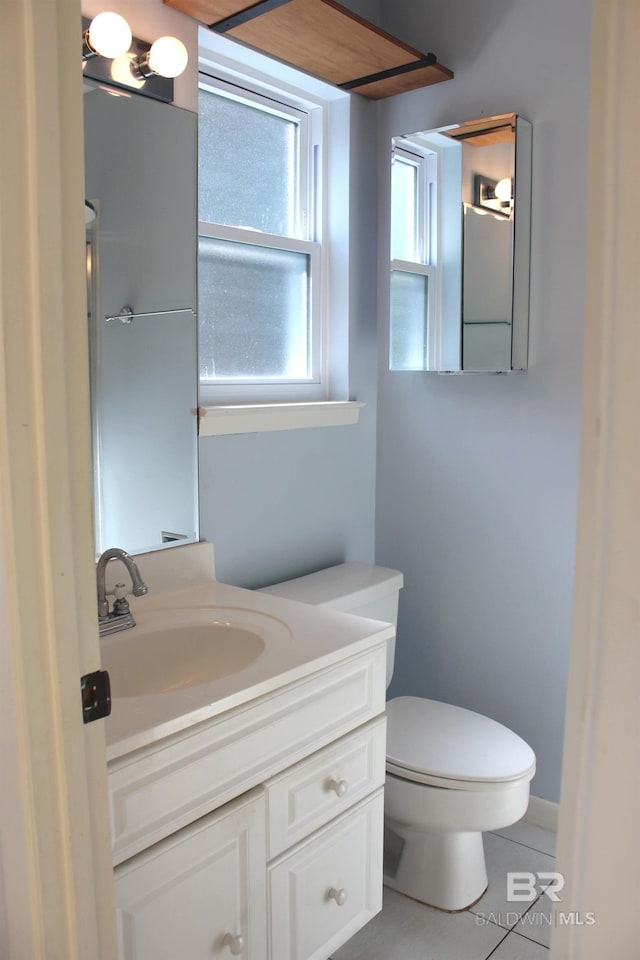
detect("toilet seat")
[386,696,536,788]
[385,763,532,792]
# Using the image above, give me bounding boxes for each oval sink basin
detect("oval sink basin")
[102,606,291,697]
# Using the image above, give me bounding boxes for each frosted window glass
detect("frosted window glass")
[199,236,310,380]
[390,271,429,371]
[199,88,298,237]
[391,157,418,262]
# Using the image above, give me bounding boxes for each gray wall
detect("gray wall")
[199,95,379,589]
[376,0,591,801]
[199,0,589,800]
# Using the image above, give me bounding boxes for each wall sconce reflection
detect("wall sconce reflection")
[474,174,513,217]
[494,177,513,203]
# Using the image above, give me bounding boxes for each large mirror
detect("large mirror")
[390,113,532,373]
[84,79,199,555]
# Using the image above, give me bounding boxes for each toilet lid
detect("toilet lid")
[386,697,536,784]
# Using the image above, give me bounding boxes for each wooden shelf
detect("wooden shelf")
[346,61,453,100]
[165,0,453,99]
[446,114,515,146]
[166,0,255,26]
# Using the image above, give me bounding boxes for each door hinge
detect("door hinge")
[81,670,111,724]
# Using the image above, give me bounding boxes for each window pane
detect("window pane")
[199,87,299,237]
[199,236,310,380]
[391,156,418,261]
[389,270,429,371]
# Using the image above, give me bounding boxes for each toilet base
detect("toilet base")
[383,816,488,911]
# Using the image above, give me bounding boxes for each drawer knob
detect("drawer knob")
[328,887,348,906]
[222,933,244,955]
[328,778,348,797]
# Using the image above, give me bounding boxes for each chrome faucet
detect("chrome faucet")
[96,547,148,637]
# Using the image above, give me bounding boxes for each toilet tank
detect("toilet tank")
[258,562,403,686]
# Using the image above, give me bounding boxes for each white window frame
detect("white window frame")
[198,71,327,404]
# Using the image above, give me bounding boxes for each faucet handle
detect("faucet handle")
[111,583,131,617]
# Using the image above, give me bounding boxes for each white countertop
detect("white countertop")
[102,579,393,763]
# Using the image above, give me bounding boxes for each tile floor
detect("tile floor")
[331,820,556,960]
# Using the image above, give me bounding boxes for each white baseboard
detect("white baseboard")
[524,795,559,833]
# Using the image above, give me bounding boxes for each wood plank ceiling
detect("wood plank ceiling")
[164,0,453,99]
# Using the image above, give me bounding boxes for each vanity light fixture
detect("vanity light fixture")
[81,15,188,103]
[135,36,189,79]
[82,11,132,60]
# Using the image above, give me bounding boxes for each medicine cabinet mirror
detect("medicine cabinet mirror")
[84,79,199,555]
[389,112,532,373]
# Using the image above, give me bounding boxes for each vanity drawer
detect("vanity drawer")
[265,716,386,858]
[269,789,384,960]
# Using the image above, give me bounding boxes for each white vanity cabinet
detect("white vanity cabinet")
[108,642,388,960]
[114,789,267,960]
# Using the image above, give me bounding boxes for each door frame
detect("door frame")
[0,1,116,956]
[552,0,640,955]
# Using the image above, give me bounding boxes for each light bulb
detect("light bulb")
[110,53,145,89]
[87,12,132,59]
[495,177,512,202]
[147,36,188,78]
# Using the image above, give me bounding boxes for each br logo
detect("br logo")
[507,872,565,902]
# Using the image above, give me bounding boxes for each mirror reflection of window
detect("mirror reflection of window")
[390,271,430,371]
[389,142,436,371]
[391,152,419,262]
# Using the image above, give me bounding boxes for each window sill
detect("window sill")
[198,401,364,437]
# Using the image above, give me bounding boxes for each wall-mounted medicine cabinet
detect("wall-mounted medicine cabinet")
[389,113,532,373]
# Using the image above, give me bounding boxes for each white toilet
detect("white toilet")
[260,562,536,912]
